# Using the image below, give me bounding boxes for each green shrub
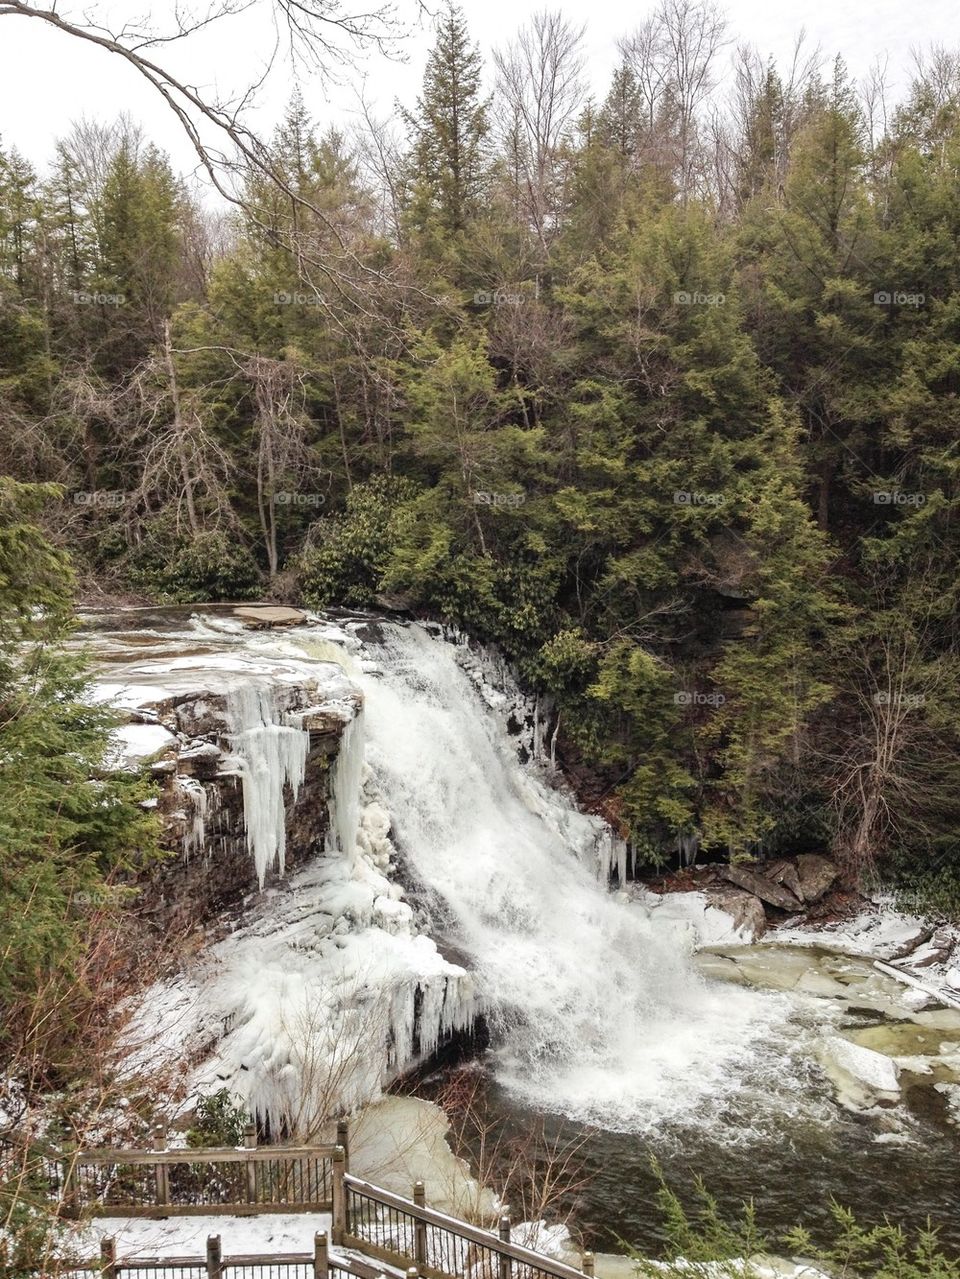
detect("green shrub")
[186,1088,250,1148]
[296,474,420,609]
[635,1165,960,1279]
[125,525,262,602]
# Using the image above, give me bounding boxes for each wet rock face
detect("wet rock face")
[84,608,364,933]
[143,719,341,934]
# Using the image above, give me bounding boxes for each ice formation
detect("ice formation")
[124,785,478,1137]
[179,777,210,857]
[119,611,805,1138]
[226,682,310,886]
[326,715,364,857]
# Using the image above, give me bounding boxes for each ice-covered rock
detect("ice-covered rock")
[106,722,177,768]
[818,1036,901,1112]
[82,609,364,911]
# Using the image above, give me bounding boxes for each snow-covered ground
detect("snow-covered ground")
[69,1211,332,1259]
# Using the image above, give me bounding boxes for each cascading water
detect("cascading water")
[353,621,802,1132]
[121,612,813,1140]
[101,609,960,1246]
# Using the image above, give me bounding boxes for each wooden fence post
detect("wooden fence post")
[498,1214,512,1279]
[336,1119,350,1172]
[62,1142,79,1219]
[582,1252,595,1278]
[206,1233,223,1279]
[244,1122,258,1203]
[155,1135,170,1207]
[314,1230,329,1279]
[413,1181,427,1267]
[99,1235,117,1279]
[331,1146,346,1245]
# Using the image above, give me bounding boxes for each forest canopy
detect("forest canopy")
[2,1,960,899]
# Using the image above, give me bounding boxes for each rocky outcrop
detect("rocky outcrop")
[795,854,840,903]
[648,853,846,938]
[720,863,803,912]
[233,605,308,629]
[87,607,364,933]
[705,886,768,940]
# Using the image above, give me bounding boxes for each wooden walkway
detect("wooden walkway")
[12,1124,596,1279]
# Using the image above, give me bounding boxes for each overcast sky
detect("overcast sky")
[0,0,957,180]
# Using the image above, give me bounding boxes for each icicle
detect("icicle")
[326,713,365,857]
[227,682,310,887]
[180,778,209,858]
[596,828,629,884]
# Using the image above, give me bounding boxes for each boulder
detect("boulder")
[765,858,803,900]
[233,605,307,628]
[720,862,801,911]
[705,886,768,941]
[818,1035,900,1112]
[795,854,839,903]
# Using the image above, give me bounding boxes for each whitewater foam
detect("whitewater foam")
[351,622,803,1132]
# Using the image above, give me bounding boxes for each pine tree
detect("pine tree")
[0,479,158,1076]
[403,2,491,238]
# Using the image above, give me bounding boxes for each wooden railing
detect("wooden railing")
[340,1175,594,1279]
[44,1230,401,1279]
[59,1128,347,1219]
[8,1123,596,1279]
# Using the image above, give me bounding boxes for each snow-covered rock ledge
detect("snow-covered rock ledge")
[82,606,364,927]
[773,904,960,1012]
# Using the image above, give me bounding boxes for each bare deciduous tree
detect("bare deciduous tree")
[245,354,321,578]
[127,320,235,537]
[493,11,586,251]
[830,579,960,872]
[620,0,728,202]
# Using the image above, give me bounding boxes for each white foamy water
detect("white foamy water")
[354,622,809,1132]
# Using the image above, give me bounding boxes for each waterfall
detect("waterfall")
[125,613,794,1139]
[227,683,310,887]
[354,622,786,1131]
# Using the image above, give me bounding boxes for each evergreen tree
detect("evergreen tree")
[403,2,491,239]
[0,479,158,1076]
